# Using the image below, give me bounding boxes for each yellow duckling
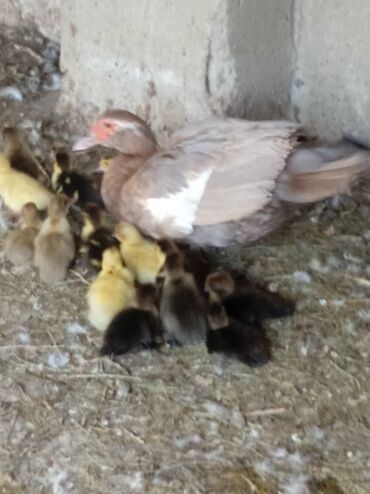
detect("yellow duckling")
[114,222,166,284]
[0,153,53,213]
[86,246,135,331]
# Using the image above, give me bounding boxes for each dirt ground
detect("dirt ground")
[0,25,369,494]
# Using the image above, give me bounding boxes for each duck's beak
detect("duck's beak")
[72,135,99,152]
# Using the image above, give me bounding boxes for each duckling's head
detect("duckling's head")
[205,271,235,299]
[101,246,124,272]
[164,251,185,279]
[20,202,40,228]
[48,194,70,219]
[0,153,12,171]
[135,283,158,311]
[157,238,178,255]
[2,127,21,147]
[55,151,70,171]
[72,109,157,157]
[114,222,142,244]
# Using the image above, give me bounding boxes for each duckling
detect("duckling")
[86,246,136,331]
[2,127,47,180]
[34,195,75,284]
[100,283,164,356]
[205,271,295,324]
[4,202,42,265]
[52,151,104,208]
[0,153,53,213]
[159,250,207,345]
[80,203,119,269]
[206,289,271,367]
[114,222,166,284]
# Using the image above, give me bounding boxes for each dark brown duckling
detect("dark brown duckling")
[206,289,271,367]
[100,283,164,357]
[80,203,119,269]
[205,271,295,325]
[159,249,207,345]
[2,127,47,180]
[52,151,104,209]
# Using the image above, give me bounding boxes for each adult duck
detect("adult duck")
[73,110,370,247]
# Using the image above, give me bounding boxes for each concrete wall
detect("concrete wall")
[3,0,60,41]
[59,0,294,130]
[3,0,370,143]
[291,0,370,144]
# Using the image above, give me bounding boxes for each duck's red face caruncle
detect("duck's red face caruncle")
[91,118,120,142]
[72,117,119,152]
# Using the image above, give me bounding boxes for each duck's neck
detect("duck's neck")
[101,153,149,216]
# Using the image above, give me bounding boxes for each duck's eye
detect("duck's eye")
[104,122,113,129]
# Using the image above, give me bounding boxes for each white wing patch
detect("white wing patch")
[145,169,212,235]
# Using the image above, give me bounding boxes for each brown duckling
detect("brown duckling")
[206,289,271,367]
[34,195,75,284]
[2,127,47,180]
[100,283,163,357]
[4,202,42,265]
[159,249,207,345]
[205,271,295,325]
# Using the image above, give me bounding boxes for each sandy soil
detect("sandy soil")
[0,25,369,494]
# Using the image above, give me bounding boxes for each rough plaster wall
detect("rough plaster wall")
[291,0,370,143]
[227,0,294,119]
[59,0,295,131]
[60,0,224,131]
[3,0,60,41]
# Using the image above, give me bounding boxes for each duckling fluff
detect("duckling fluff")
[86,247,135,331]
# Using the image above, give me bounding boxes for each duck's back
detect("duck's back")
[122,119,300,245]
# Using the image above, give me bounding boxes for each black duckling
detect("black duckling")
[52,151,104,208]
[101,283,164,356]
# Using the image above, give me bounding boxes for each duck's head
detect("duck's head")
[73,110,158,157]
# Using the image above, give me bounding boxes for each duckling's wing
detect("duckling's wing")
[131,119,299,235]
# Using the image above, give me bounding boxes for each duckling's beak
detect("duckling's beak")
[72,135,99,152]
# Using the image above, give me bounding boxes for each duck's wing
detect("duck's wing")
[127,119,300,238]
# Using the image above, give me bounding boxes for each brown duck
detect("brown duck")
[73,110,370,247]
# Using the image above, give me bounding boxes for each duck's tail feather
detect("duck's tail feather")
[276,143,370,204]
